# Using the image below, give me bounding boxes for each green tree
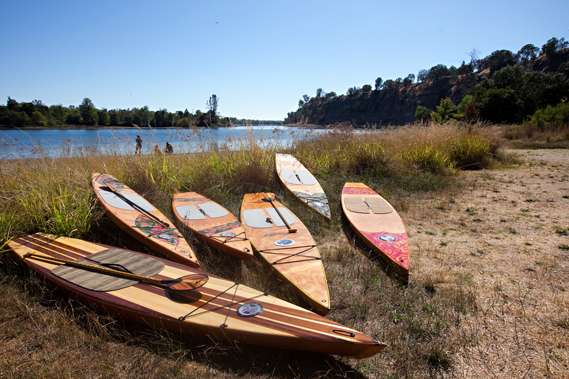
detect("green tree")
[374,77,383,90]
[415,105,432,123]
[431,97,457,123]
[456,95,478,122]
[316,88,323,98]
[97,109,110,126]
[31,110,48,126]
[361,84,372,93]
[207,94,218,125]
[79,98,98,125]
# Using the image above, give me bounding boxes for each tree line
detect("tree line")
[286,37,569,126]
[0,94,282,128]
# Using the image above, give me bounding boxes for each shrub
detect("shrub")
[402,145,454,174]
[529,102,569,130]
[447,135,492,169]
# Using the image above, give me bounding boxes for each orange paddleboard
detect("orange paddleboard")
[172,192,253,259]
[8,233,385,358]
[240,193,330,314]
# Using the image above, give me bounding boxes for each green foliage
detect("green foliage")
[529,102,569,130]
[431,98,457,124]
[456,95,478,122]
[79,98,98,125]
[402,146,454,174]
[415,105,432,122]
[447,135,492,169]
[286,36,569,126]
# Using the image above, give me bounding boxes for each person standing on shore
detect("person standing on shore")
[135,135,142,155]
[165,142,173,154]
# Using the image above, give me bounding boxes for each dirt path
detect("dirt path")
[407,149,569,377]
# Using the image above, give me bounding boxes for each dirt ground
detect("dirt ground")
[407,149,569,377]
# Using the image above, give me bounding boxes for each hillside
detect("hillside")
[285,37,569,126]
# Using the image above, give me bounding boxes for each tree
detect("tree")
[403,74,415,86]
[456,95,478,122]
[374,77,383,90]
[298,99,304,108]
[361,84,372,93]
[97,109,110,126]
[479,50,516,72]
[415,105,432,123]
[31,111,48,126]
[517,44,539,65]
[7,97,18,110]
[541,37,568,59]
[79,98,98,125]
[207,94,218,125]
[346,87,359,96]
[302,95,310,103]
[431,97,457,123]
[316,88,323,98]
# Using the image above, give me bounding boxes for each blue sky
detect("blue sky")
[1,1,567,119]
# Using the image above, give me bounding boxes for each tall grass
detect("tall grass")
[0,124,501,244]
[0,123,502,377]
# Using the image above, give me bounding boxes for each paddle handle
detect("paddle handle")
[265,194,297,233]
[24,253,165,288]
[103,183,169,228]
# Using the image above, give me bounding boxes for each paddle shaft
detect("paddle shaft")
[102,185,169,228]
[265,194,297,233]
[24,253,167,288]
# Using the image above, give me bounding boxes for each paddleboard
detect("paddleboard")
[8,233,385,358]
[240,193,330,314]
[92,173,199,267]
[275,153,331,220]
[341,183,409,282]
[172,192,253,259]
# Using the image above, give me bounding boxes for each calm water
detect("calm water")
[0,125,327,160]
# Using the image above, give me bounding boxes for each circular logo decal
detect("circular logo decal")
[378,234,396,242]
[274,239,295,247]
[237,303,263,317]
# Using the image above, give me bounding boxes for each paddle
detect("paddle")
[24,253,208,294]
[101,184,169,228]
[262,194,297,233]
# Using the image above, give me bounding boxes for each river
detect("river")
[0,125,327,160]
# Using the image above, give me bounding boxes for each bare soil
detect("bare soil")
[408,149,569,377]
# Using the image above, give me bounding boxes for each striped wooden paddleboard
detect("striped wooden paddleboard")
[275,153,331,220]
[92,173,199,267]
[172,192,253,259]
[240,193,330,315]
[7,233,385,358]
[341,183,409,282]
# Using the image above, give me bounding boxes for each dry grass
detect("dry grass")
[0,124,509,378]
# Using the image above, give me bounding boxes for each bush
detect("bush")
[402,145,454,174]
[447,135,492,169]
[529,102,569,130]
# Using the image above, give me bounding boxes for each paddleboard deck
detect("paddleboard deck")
[341,183,409,282]
[7,233,385,358]
[275,153,331,220]
[92,173,199,267]
[240,193,330,314]
[172,192,253,259]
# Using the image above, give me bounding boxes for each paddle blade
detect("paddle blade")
[168,273,209,292]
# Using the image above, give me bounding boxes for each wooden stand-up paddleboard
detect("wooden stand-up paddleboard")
[92,173,199,267]
[240,193,330,314]
[341,183,409,282]
[275,154,331,220]
[172,192,253,259]
[8,234,385,358]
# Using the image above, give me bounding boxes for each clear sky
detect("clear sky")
[1,1,567,120]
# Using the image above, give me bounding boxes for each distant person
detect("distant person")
[165,142,173,154]
[135,135,143,155]
[153,144,162,155]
